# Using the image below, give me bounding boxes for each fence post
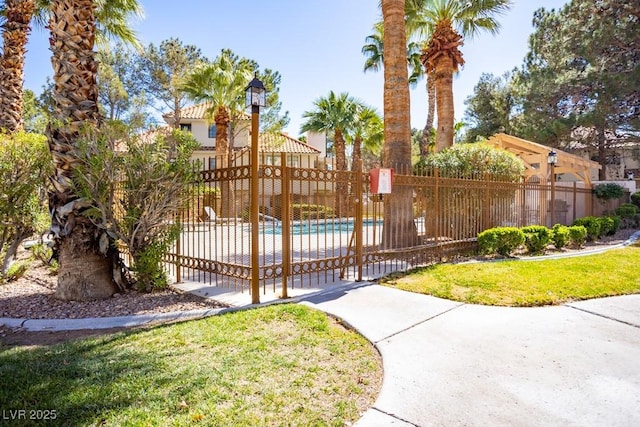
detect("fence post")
[280,152,290,298]
[483,172,490,230]
[434,167,440,245]
[355,160,363,281]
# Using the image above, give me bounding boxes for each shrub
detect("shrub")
[417,143,525,181]
[74,126,198,291]
[0,132,52,276]
[599,216,620,236]
[593,183,625,200]
[521,225,552,253]
[478,227,524,256]
[3,260,30,282]
[292,204,335,220]
[631,192,640,209]
[573,216,601,241]
[614,203,638,219]
[551,224,570,249]
[30,242,54,267]
[567,225,587,248]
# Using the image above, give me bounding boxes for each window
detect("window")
[208,158,216,170]
[179,123,192,132]
[208,124,217,139]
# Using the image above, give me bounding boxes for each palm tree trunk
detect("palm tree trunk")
[420,70,436,159]
[434,55,455,152]
[381,0,418,249]
[48,0,120,301]
[351,135,362,172]
[214,105,235,217]
[334,129,348,217]
[0,0,36,132]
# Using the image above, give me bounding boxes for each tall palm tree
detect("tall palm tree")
[381,0,419,248]
[0,0,36,132]
[348,103,383,172]
[362,16,433,160]
[47,0,115,300]
[300,91,358,217]
[179,49,253,217]
[0,0,142,131]
[417,0,512,151]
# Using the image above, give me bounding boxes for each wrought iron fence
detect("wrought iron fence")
[165,155,616,303]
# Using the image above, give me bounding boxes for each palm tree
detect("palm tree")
[46,0,113,300]
[362,17,432,160]
[179,49,253,217]
[381,0,419,248]
[300,91,358,217]
[0,0,36,132]
[0,0,142,131]
[417,0,511,151]
[348,103,383,172]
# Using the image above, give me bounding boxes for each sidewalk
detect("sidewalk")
[300,284,640,426]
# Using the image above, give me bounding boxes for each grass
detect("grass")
[0,304,381,426]
[381,243,640,306]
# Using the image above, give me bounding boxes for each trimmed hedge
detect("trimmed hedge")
[521,225,552,253]
[615,203,638,219]
[567,225,588,248]
[478,227,525,256]
[572,216,601,241]
[631,192,640,209]
[551,224,570,249]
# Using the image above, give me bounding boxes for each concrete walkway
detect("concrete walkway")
[300,284,640,426]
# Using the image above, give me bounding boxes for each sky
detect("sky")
[22,0,568,137]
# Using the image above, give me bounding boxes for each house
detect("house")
[163,103,324,170]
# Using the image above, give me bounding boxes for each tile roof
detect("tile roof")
[163,102,250,121]
[256,132,321,154]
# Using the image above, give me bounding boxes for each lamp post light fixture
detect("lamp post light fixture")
[246,74,266,304]
[547,150,558,226]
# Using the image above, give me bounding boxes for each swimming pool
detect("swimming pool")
[259,219,382,235]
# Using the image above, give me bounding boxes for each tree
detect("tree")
[300,91,358,217]
[513,1,639,180]
[0,0,36,132]
[362,14,433,160]
[0,0,143,131]
[137,38,207,128]
[462,72,514,143]
[47,0,125,301]
[348,103,383,172]
[418,0,512,152]
[0,132,51,277]
[381,0,418,248]
[96,43,149,127]
[22,88,48,133]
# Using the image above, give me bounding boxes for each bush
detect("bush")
[567,225,587,248]
[551,224,570,249]
[599,216,620,236]
[0,132,52,276]
[614,203,638,219]
[521,225,552,253]
[631,192,640,209]
[292,204,335,220]
[417,143,525,181]
[573,216,601,241]
[593,183,625,200]
[74,126,199,291]
[478,227,525,256]
[3,260,30,282]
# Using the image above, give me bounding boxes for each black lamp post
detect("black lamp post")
[245,74,266,304]
[548,150,558,226]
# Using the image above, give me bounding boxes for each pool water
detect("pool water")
[260,219,382,235]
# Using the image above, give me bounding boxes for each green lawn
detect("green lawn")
[0,304,381,426]
[381,244,640,306]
